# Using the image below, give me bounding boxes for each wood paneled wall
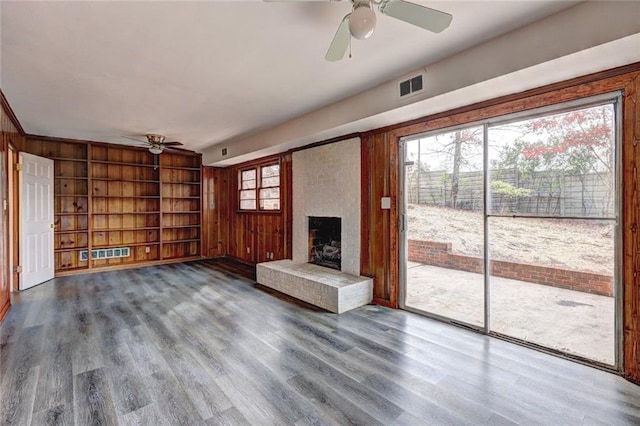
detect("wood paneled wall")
[623,73,640,383]
[361,63,640,382]
[203,153,292,264]
[361,132,399,307]
[0,91,26,322]
[202,166,229,258]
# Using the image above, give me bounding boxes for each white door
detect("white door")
[20,152,54,290]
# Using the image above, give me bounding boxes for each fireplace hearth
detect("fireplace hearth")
[308,216,341,270]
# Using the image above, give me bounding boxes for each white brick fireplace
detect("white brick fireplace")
[292,137,361,275]
[256,137,372,314]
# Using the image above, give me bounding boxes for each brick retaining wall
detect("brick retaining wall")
[408,240,613,297]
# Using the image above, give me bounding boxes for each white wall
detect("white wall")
[292,137,361,276]
[204,1,640,166]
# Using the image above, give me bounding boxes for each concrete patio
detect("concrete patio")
[406,262,615,365]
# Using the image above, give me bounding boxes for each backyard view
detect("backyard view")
[408,205,613,275]
[404,101,617,365]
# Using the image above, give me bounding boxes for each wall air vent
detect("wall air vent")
[79,247,130,261]
[399,73,424,98]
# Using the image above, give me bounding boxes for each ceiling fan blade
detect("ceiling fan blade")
[325,15,351,62]
[163,141,184,147]
[379,0,452,33]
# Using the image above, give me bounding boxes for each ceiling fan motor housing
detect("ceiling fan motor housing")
[349,2,376,40]
[146,134,166,144]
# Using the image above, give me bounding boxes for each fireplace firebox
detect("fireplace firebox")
[308,216,341,270]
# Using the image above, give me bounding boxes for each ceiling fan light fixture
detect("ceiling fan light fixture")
[349,3,376,40]
[148,145,163,155]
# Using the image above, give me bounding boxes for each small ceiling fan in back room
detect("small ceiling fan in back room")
[125,134,189,155]
[264,0,453,61]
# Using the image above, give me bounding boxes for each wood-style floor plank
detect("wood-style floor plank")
[72,368,117,426]
[1,259,639,425]
[31,402,74,426]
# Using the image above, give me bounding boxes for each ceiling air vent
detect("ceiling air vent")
[399,74,424,98]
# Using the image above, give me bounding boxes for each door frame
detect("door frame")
[8,144,18,291]
[399,92,624,372]
[18,151,55,290]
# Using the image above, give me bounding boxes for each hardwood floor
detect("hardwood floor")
[1,260,639,425]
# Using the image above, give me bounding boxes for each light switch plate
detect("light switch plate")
[381,197,391,209]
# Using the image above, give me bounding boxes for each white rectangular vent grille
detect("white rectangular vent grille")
[80,247,130,261]
[399,74,423,97]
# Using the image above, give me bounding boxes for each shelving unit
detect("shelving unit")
[23,138,202,275]
[89,145,161,268]
[160,153,202,260]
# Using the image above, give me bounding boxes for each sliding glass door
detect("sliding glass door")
[401,94,620,367]
[402,125,485,327]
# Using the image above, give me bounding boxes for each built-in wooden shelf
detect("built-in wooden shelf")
[23,140,202,274]
[165,210,200,214]
[92,227,159,232]
[162,166,201,171]
[55,247,89,253]
[91,178,159,183]
[163,181,201,184]
[90,160,159,168]
[92,211,161,215]
[92,195,161,199]
[92,242,161,249]
[50,157,87,163]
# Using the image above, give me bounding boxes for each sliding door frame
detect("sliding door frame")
[399,91,623,371]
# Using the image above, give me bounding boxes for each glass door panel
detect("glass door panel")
[488,217,615,364]
[487,103,617,366]
[404,126,485,327]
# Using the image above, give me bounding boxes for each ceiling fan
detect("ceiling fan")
[265,0,453,61]
[126,134,187,155]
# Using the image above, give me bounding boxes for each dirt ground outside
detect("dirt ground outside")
[407,204,614,275]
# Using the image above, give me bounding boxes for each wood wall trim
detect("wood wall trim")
[282,153,293,259]
[0,90,25,136]
[623,74,640,384]
[9,145,19,292]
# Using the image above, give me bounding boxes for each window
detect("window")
[239,163,280,211]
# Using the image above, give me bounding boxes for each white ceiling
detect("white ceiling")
[1,1,582,156]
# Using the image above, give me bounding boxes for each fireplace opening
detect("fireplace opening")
[308,216,341,270]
